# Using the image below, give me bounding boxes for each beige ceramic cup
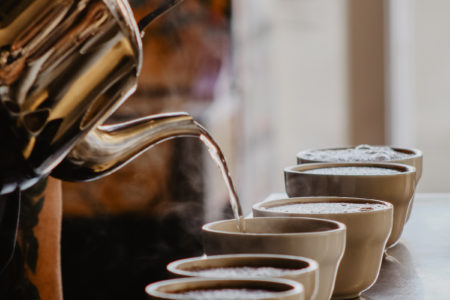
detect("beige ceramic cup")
[167,254,318,300]
[296,146,422,221]
[145,277,305,299]
[284,162,415,248]
[253,197,393,299]
[202,217,346,300]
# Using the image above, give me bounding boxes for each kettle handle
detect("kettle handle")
[138,0,184,38]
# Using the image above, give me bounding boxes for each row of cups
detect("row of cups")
[146,145,423,300]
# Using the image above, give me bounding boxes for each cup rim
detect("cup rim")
[296,145,423,162]
[145,277,304,299]
[253,196,394,217]
[166,253,319,279]
[284,162,416,178]
[202,217,346,237]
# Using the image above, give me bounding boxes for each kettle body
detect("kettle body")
[0,0,211,276]
[0,0,142,193]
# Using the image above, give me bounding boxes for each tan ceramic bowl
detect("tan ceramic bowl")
[253,197,393,299]
[284,162,415,248]
[202,217,346,300]
[296,146,422,221]
[145,277,304,299]
[167,254,318,300]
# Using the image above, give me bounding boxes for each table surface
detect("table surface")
[360,193,450,300]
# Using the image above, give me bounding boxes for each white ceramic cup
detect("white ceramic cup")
[145,277,305,299]
[202,217,346,300]
[253,197,393,299]
[167,254,318,300]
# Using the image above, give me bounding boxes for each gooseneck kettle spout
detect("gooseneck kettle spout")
[51,112,203,181]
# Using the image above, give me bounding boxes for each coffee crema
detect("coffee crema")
[265,202,388,214]
[176,288,278,299]
[300,144,412,162]
[188,266,299,277]
[303,166,401,175]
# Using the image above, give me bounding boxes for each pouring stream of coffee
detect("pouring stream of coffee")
[199,131,245,232]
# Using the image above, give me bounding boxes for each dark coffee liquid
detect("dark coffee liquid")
[197,125,245,231]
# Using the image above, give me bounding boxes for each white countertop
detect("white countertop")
[361,193,450,299]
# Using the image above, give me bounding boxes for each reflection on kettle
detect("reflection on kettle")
[0,0,190,194]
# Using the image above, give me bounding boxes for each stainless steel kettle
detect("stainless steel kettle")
[0,0,205,194]
[0,0,214,273]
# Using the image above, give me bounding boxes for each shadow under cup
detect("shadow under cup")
[284,162,416,248]
[202,217,346,300]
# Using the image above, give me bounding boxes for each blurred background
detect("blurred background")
[60,0,450,299]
